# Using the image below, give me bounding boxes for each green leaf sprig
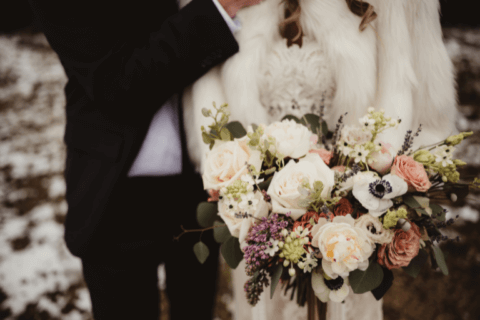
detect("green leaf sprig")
[201,102,232,149]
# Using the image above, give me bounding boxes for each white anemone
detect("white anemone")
[352,174,408,217]
[312,269,350,303]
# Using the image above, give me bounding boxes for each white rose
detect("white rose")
[267,153,335,220]
[311,215,374,279]
[264,119,312,159]
[202,137,262,190]
[218,191,269,244]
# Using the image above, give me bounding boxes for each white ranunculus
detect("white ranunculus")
[312,269,350,303]
[368,141,395,175]
[218,191,270,246]
[267,153,335,220]
[202,137,262,190]
[263,119,312,159]
[352,174,408,217]
[311,215,374,279]
[341,125,373,145]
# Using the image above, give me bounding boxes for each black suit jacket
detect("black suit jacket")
[29,0,239,258]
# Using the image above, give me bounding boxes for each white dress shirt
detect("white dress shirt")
[127,0,240,177]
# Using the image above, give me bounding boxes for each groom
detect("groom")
[28,0,261,319]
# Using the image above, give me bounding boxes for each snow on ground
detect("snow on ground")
[0,33,91,319]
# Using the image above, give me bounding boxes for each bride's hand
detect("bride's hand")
[217,0,264,18]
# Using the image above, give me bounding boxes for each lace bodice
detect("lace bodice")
[258,38,336,121]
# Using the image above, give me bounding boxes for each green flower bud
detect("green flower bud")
[413,150,435,165]
[445,131,474,146]
[453,159,467,166]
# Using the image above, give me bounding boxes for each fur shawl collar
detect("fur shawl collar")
[180,0,456,172]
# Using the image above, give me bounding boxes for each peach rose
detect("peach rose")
[309,148,333,165]
[391,155,432,192]
[377,222,421,270]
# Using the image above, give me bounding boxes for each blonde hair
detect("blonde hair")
[280,0,377,46]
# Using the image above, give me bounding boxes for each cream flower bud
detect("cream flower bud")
[289,268,296,277]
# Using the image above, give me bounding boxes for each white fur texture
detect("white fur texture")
[183,0,457,171]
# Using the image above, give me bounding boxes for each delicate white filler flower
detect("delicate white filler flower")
[352,145,369,164]
[264,238,280,257]
[312,269,350,303]
[238,192,259,211]
[434,146,455,167]
[359,115,375,131]
[352,174,408,217]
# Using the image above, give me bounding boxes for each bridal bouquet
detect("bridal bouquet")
[191,103,478,307]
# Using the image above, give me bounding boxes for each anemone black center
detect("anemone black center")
[324,277,344,291]
[375,184,385,193]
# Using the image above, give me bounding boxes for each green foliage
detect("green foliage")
[225,121,247,139]
[432,245,449,275]
[300,114,320,134]
[213,220,231,243]
[258,176,273,191]
[193,241,210,264]
[270,264,284,299]
[403,196,430,216]
[430,203,446,221]
[221,236,244,269]
[402,249,428,278]
[349,261,384,294]
[281,115,301,123]
[201,102,232,149]
[196,202,218,228]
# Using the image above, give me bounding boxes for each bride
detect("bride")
[181,0,456,319]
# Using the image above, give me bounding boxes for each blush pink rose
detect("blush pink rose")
[391,155,432,192]
[377,222,421,270]
[309,148,333,165]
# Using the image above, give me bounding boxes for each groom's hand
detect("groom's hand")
[218,0,264,18]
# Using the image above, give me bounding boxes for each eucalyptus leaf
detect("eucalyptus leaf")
[196,202,218,228]
[349,261,384,294]
[371,267,394,300]
[432,245,449,275]
[213,221,231,243]
[258,176,273,191]
[225,121,247,139]
[402,249,428,278]
[251,123,258,131]
[281,115,301,123]
[202,132,212,144]
[264,167,277,175]
[270,264,284,299]
[403,196,429,216]
[300,114,320,134]
[193,241,210,264]
[321,121,328,137]
[221,236,244,269]
[430,203,445,221]
[220,127,232,141]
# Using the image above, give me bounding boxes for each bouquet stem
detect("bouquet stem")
[307,286,327,320]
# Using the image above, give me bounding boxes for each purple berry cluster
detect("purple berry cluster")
[243,213,292,276]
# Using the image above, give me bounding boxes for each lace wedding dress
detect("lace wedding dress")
[230,37,383,320]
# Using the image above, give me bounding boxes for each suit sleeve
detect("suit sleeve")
[29,0,239,109]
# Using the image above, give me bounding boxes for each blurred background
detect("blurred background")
[0,1,479,319]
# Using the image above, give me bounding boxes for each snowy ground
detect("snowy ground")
[0,28,479,320]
